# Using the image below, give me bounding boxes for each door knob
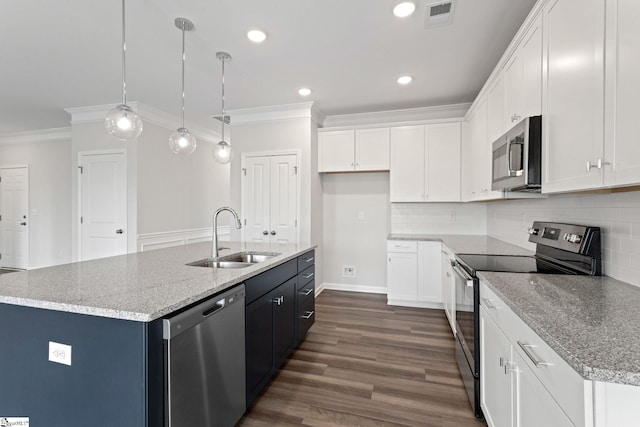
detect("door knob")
[116,229,124,234]
[270,230,276,235]
[262,230,269,235]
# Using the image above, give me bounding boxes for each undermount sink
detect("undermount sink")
[187,251,281,269]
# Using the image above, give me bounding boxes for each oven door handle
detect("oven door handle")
[452,262,475,287]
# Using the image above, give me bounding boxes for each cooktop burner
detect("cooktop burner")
[455,254,575,276]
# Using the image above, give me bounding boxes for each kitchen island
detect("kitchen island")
[0,241,315,426]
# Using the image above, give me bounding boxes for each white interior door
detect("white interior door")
[242,156,271,243]
[269,154,297,244]
[242,153,298,245]
[80,152,127,261]
[0,167,29,269]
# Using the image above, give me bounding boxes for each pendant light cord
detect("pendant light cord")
[121,0,127,105]
[221,57,225,142]
[180,22,186,128]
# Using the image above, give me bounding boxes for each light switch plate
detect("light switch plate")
[48,341,72,366]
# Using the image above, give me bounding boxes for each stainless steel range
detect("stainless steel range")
[450,222,602,419]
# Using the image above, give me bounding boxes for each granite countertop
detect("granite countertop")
[0,242,315,322]
[387,233,534,256]
[479,272,640,387]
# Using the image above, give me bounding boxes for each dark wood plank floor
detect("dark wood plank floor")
[239,290,486,427]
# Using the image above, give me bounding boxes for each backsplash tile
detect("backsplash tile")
[391,203,487,235]
[487,191,640,287]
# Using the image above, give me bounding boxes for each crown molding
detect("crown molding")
[64,102,221,143]
[226,102,325,125]
[0,127,72,145]
[321,103,471,128]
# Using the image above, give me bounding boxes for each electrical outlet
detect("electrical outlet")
[48,341,72,366]
[343,265,356,278]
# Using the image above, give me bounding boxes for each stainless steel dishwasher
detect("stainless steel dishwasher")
[163,285,246,427]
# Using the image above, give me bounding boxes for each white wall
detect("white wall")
[0,139,72,268]
[136,122,229,234]
[487,191,640,287]
[391,202,487,234]
[229,116,324,283]
[322,173,390,292]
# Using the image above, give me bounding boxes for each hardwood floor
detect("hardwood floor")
[239,290,485,427]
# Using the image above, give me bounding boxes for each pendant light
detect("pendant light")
[168,18,197,155]
[105,0,143,141]
[212,52,234,164]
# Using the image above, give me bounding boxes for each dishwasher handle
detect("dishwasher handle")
[163,284,245,340]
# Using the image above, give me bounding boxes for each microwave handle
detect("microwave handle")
[507,138,524,177]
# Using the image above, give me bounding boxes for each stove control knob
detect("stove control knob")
[563,233,570,241]
[568,234,582,244]
[528,227,539,236]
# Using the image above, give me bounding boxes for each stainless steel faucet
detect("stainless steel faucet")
[212,207,242,258]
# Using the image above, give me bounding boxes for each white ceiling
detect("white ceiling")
[0,0,537,134]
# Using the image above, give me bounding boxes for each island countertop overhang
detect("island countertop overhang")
[0,242,316,322]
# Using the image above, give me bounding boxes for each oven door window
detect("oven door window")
[454,269,476,366]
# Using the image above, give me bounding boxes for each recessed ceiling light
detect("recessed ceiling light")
[393,1,416,18]
[247,29,267,43]
[396,75,413,85]
[298,88,312,96]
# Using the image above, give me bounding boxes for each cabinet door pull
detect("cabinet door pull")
[517,341,550,368]
[482,298,499,310]
[303,272,314,280]
[300,288,314,296]
[271,296,283,306]
[303,256,314,263]
[301,311,314,320]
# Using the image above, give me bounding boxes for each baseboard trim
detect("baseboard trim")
[387,299,444,310]
[321,282,388,295]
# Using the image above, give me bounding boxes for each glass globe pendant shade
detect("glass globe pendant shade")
[168,127,197,155]
[105,104,143,141]
[213,140,234,164]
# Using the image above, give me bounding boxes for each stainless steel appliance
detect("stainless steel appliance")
[451,222,601,418]
[163,285,246,427]
[491,115,542,192]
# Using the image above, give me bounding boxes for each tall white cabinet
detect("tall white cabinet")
[542,0,606,193]
[390,122,461,202]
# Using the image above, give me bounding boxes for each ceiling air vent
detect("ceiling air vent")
[425,0,456,28]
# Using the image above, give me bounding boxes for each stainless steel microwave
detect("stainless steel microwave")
[491,115,542,192]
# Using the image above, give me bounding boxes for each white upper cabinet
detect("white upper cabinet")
[318,128,390,172]
[505,15,543,129]
[487,75,506,143]
[426,123,461,202]
[603,0,640,187]
[542,0,606,193]
[354,128,390,171]
[390,122,461,202]
[390,125,426,202]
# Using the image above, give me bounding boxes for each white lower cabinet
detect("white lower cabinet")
[514,349,574,427]
[440,245,456,334]
[387,240,442,308]
[480,281,589,427]
[480,307,513,427]
[387,241,418,302]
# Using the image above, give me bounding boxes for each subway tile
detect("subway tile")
[620,237,640,256]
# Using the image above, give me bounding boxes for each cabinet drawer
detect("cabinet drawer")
[297,250,315,271]
[298,265,315,289]
[298,280,315,305]
[245,259,297,305]
[387,240,417,253]
[297,296,315,341]
[480,281,587,427]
